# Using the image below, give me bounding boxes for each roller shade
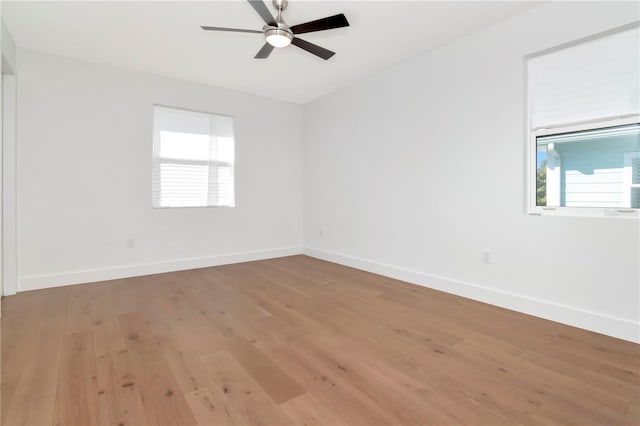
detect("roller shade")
[536,123,640,145]
[528,26,640,130]
[152,106,235,208]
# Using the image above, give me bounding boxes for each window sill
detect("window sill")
[528,207,639,219]
[152,205,236,209]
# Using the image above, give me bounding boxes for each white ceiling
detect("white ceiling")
[2,1,542,103]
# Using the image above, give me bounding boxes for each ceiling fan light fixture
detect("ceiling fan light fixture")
[265,28,293,47]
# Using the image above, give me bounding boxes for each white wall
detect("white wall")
[1,18,18,299]
[17,49,303,290]
[0,14,3,302]
[1,18,17,72]
[303,1,640,342]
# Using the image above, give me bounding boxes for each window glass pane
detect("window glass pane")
[536,146,547,206]
[217,166,234,206]
[536,124,640,208]
[159,131,209,161]
[216,137,235,163]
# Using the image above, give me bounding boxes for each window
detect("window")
[527,24,639,217]
[152,106,235,208]
[536,122,640,209]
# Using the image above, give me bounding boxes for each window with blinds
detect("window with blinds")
[527,25,639,216]
[152,106,235,208]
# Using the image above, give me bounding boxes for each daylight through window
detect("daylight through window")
[536,124,640,209]
[152,106,235,208]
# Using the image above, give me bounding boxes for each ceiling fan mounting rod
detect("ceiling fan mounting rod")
[272,0,288,12]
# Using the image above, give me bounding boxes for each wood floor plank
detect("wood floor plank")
[184,388,239,426]
[3,315,66,426]
[624,401,640,426]
[268,344,399,425]
[2,255,638,425]
[278,393,347,426]
[118,313,197,426]
[91,285,149,426]
[155,331,241,426]
[53,332,107,426]
[200,350,294,425]
[92,286,127,358]
[65,284,100,335]
[1,287,69,423]
[94,341,149,426]
[222,332,304,404]
[110,278,141,315]
[519,347,639,400]
[284,330,533,426]
[1,292,46,421]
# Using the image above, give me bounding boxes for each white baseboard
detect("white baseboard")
[18,246,303,292]
[303,247,640,344]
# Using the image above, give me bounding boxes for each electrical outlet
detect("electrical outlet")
[319,228,324,237]
[482,251,492,264]
[126,238,135,249]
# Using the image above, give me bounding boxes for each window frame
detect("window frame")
[623,151,640,210]
[151,104,236,209]
[527,115,640,218]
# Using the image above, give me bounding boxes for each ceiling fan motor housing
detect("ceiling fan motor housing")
[264,22,293,47]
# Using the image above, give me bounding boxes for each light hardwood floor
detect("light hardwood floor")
[2,255,639,425]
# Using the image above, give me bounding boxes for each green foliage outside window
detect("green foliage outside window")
[536,160,546,206]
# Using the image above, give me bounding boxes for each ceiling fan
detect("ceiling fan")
[201,0,350,60]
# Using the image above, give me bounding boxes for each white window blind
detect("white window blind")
[528,26,640,130]
[152,106,235,208]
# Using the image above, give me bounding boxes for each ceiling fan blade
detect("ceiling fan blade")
[290,13,349,35]
[291,37,335,60]
[201,26,262,34]
[247,0,276,25]
[254,43,275,59]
